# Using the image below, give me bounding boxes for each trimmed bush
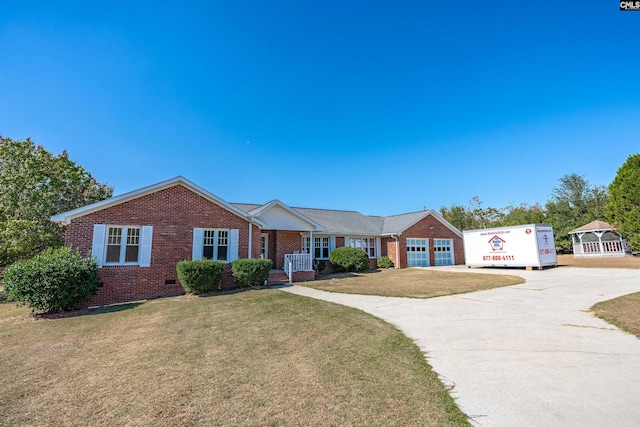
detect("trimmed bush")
[377,256,394,269]
[176,260,225,294]
[3,247,99,314]
[232,258,272,287]
[329,247,370,273]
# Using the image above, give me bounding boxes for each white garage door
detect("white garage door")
[434,239,454,265]
[407,238,429,267]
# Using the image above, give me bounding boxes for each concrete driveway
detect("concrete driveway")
[281,267,640,426]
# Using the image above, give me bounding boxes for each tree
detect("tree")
[607,153,640,251]
[545,174,608,253]
[0,137,113,268]
[440,204,473,231]
[440,197,503,231]
[501,203,546,226]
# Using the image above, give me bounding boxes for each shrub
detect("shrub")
[176,260,225,294]
[2,247,100,314]
[232,258,272,287]
[313,259,326,273]
[329,247,370,273]
[377,256,394,269]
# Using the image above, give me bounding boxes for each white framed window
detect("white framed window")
[346,237,377,258]
[302,236,334,259]
[192,228,239,263]
[201,229,229,261]
[91,224,153,267]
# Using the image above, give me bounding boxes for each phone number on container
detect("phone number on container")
[482,255,515,261]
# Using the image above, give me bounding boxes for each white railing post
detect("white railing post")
[282,253,312,282]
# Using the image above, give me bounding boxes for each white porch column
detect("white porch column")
[309,229,313,260]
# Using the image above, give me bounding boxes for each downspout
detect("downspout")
[248,217,253,259]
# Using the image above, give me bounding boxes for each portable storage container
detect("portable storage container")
[463,224,557,269]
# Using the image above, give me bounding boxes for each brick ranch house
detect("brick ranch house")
[52,176,464,306]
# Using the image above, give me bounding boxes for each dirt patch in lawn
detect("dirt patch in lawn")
[306,268,524,298]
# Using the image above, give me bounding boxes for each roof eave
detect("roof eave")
[49,176,266,227]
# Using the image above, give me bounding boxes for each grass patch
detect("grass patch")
[591,292,640,339]
[0,289,469,426]
[557,254,640,269]
[0,301,31,320]
[306,268,524,298]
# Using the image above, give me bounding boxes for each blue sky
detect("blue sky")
[1,1,638,216]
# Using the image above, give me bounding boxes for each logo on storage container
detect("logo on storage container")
[489,235,505,251]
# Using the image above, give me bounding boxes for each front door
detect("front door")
[407,238,429,267]
[260,233,269,259]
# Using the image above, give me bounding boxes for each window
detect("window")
[91,224,152,268]
[105,226,140,264]
[192,228,238,262]
[346,237,377,258]
[202,229,229,261]
[302,236,332,259]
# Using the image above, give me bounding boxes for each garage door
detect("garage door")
[434,239,454,265]
[407,238,429,267]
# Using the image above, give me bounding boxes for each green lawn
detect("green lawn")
[0,289,469,426]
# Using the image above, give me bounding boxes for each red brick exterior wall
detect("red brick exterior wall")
[272,230,302,269]
[383,237,397,268]
[394,215,465,268]
[64,184,260,306]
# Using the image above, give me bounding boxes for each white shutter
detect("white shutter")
[192,228,204,260]
[229,229,239,262]
[139,226,153,267]
[329,236,336,252]
[91,224,106,268]
[375,237,381,259]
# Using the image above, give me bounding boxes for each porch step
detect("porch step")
[267,269,290,285]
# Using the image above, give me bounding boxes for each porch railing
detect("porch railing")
[283,253,312,282]
[573,240,629,257]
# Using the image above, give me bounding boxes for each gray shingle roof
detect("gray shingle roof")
[568,220,614,234]
[294,208,384,236]
[381,211,430,234]
[231,202,456,237]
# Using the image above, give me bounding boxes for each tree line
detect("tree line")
[0,136,638,270]
[440,156,640,253]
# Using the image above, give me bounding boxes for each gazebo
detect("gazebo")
[568,220,631,258]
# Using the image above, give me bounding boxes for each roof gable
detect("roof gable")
[382,210,462,237]
[245,200,325,231]
[51,176,265,227]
